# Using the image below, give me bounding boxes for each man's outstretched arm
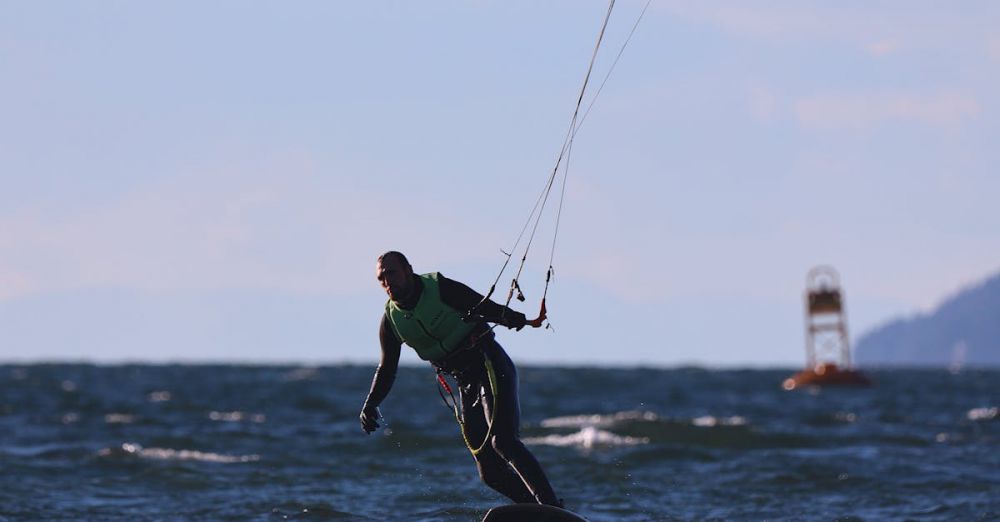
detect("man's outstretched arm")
[437,274,527,330]
[359,315,401,433]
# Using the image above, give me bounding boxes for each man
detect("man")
[360,251,561,507]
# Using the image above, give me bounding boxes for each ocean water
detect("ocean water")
[0,364,997,521]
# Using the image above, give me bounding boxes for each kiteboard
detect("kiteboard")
[482,504,589,522]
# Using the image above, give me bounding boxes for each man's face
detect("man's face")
[376,256,413,301]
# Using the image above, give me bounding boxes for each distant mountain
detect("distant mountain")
[855,270,1000,367]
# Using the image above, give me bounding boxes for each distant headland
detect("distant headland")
[855,269,1000,367]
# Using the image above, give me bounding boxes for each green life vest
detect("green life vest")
[385,272,477,362]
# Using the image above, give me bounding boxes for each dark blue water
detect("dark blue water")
[1,365,997,521]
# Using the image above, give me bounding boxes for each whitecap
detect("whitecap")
[99,442,260,463]
[208,411,266,423]
[281,367,319,382]
[692,415,748,427]
[834,412,858,423]
[967,407,997,421]
[148,391,172,402]
[525,426,649,449]
[104,413,136,424]
[138,447,260,463]
[540,410,659,428]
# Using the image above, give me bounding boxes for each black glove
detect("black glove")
[505,311,527,331]
[360,405,380,434]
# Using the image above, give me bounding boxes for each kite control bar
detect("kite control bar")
[526,298,547,329]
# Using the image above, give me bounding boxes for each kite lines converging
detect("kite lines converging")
[469,0,652,330]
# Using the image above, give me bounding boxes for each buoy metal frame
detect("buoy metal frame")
[783,266,871,390]
[804,265,851,370]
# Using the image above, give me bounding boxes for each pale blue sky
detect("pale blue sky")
[2,1,998,366]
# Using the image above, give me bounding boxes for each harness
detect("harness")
[435,357,500,456]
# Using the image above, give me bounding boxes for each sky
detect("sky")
[1,1,998,367]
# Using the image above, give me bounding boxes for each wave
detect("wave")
[104,413,136,424]
[803,411,860,427]
[532,410,748,450]
[1,442,88,458]
[540,410,660,428]
[692,415,748,427]
[98,442,260,463]
[541,410,747,429]
[524,426,649,448]
[271,502,370,520]
[208,411,266,423]
[281,366,320,382]
[533,410,823,451]
[147,390,172,402]
[966,407,997,422]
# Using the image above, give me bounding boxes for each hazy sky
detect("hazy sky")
[2,1,998,366]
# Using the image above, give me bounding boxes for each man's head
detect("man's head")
[376,251,414,302]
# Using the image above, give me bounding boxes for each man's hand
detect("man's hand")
[506,311,528,331]
[359,405,381,434]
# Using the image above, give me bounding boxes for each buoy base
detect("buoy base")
[783,363,871,390]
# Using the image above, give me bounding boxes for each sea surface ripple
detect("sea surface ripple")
[0,365,997,521]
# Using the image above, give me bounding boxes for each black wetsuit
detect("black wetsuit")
[363,274,560,506]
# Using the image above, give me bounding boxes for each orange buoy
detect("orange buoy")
[783,267,871,390]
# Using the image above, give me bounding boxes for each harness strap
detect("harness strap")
[435,358,500,456]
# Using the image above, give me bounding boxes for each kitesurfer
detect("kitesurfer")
[360,251,562,507]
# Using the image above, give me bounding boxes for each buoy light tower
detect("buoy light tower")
[805,266,851,369]
[783,266,871,390]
